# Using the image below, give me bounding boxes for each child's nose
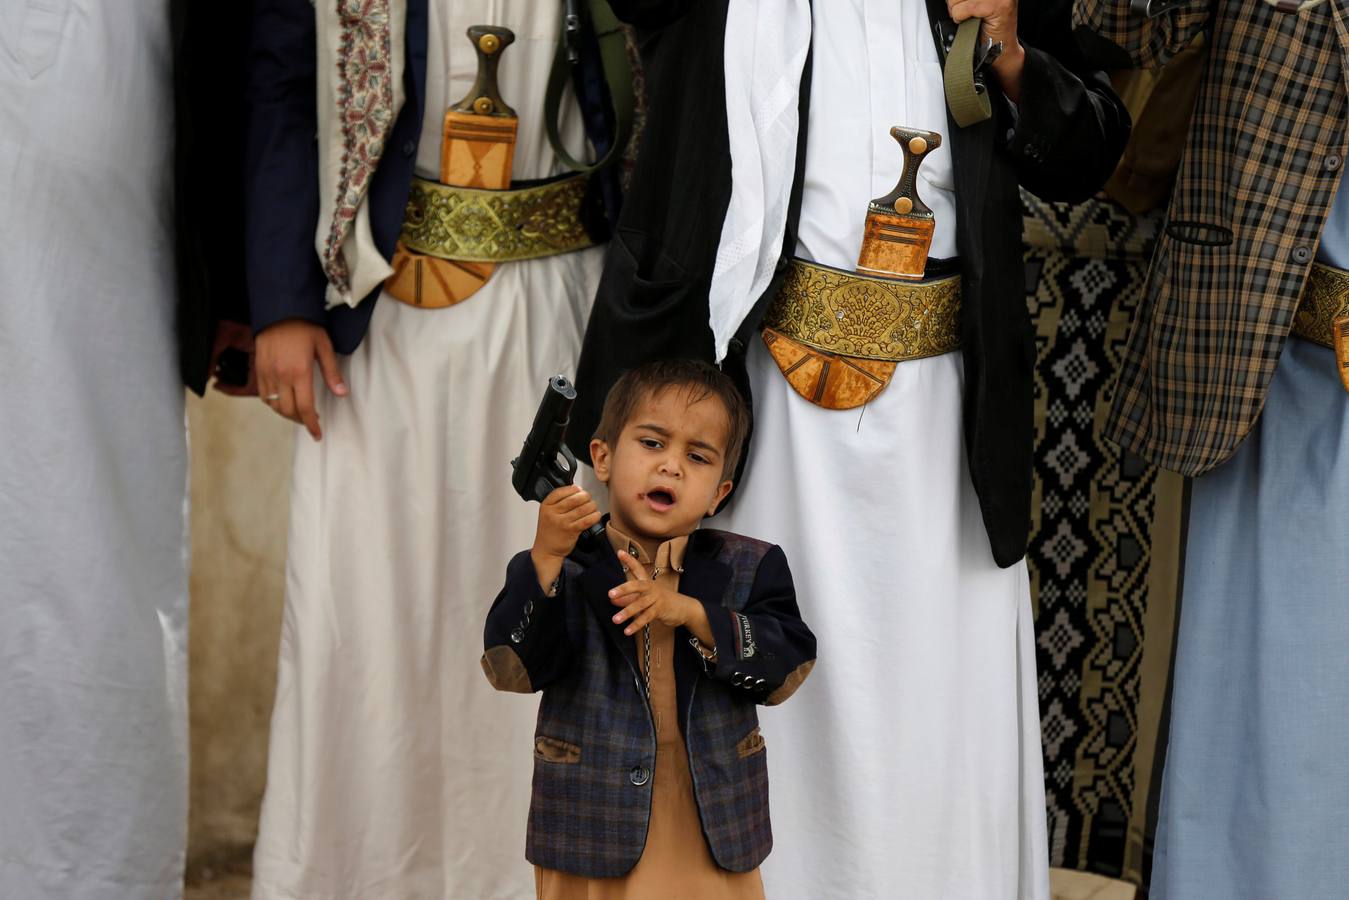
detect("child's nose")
[658,455,682,477]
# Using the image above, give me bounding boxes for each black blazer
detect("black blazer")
[570,1,1130,567]
[482,527,816,876]
[171,0,250,394]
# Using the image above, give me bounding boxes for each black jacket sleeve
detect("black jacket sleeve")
[172,0,250,393]
[606,0,696,29]
[244,0,329,335]
[1003,2,1133,204]
[694,546,816,707]
[482,551,578,694]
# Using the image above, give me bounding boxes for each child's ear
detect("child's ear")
[705,479,734,516]
[589,439,612,484]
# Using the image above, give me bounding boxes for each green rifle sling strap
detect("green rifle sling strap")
[944,17,992,128]
[543,0,635,174]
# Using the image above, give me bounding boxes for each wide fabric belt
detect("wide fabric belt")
[761,258,962,410]
[401,173,596,263]
[385,173,597,308]
[1292,261,1349,393]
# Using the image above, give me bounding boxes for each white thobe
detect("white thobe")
[0,2,189,897]
[714,3,1050,898]
[251,3,602,898]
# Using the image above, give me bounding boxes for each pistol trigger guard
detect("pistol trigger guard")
[556,443,579,484]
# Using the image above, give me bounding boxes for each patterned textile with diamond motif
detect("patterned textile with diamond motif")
[1022,192,1184,892]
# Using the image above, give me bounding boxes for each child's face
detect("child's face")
[590,386,735,548]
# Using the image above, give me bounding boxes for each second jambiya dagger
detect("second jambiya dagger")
[856,126,943,282]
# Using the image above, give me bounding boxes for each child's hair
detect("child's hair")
[593,359,749,480]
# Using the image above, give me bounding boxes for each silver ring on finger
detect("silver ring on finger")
[264,393,281,404]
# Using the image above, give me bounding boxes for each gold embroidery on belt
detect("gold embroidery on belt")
[1294,262,1349,349]
[763,259,962,363]
[399,173,596,264]
[1294,261,1349,393]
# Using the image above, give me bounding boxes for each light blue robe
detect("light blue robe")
[1150,181,1349,899]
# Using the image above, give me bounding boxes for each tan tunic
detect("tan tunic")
[535,528,765,899]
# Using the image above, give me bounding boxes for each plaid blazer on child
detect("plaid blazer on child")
[482,527,816,878]
[1074,0,1349,474]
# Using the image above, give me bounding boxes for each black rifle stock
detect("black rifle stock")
[511,375,605,543]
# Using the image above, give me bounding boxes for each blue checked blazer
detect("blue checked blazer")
[481,527,816,878]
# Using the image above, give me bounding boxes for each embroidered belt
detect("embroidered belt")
[1292,261,1349,393]
[385,173,597,308]
[402,173,596,263]
[761,259,962,410]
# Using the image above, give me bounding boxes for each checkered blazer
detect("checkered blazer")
[481,528,816,878]
[1074,0,1349,474]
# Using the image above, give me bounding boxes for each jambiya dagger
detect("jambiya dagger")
[857,126,942,281]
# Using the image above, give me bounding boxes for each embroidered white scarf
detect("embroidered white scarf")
[315,0,409,309]
[707,0,812,362]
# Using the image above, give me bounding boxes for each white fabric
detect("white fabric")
[713,3,1048,898]
[251,4,600,897]
[315,0,408,309]
[707,0,810,363]
[0,2,189,897]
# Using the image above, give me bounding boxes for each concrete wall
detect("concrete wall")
[185,392,292,878]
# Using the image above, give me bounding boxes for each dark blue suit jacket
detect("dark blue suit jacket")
[482,527,816,876]
[244,0,429,353]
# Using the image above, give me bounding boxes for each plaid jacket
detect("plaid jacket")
[481,529,816,878]
[1074,0,1349,474]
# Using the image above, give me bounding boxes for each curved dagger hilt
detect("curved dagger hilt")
[868,126,943,220]
[451,26,517,118]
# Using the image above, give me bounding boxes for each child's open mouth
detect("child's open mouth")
[643,489,676,512]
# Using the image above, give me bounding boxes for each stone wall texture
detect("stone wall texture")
[185,392,292,877]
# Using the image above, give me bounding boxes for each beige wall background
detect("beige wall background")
[185,392,292,881]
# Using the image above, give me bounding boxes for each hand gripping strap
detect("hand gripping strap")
[944,17,992,128]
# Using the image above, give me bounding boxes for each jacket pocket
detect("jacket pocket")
[534,735,581,764]
[609,227,689,315]
[735,726,766,759]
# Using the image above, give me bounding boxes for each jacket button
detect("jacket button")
[1292,246,1312,264]
[402,139,417,157]
[754,677,766,687]
[510,629,524,644]
[629,766,650,786]
[1327,154,1343,172]
[524,600,535,615]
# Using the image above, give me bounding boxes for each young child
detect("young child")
[482,359,816,898]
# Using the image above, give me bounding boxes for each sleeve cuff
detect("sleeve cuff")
[1002,45,1057,165]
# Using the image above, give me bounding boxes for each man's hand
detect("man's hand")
[210,319,257,397]
[609,550,714,646]
[531,486,602,593]
[948,0,1025,104]
[255,320,348,440]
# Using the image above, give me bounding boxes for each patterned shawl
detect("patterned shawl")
[315,0,408,309]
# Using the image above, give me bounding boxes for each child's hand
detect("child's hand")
[531,486,601,592]
[610,550,714,646]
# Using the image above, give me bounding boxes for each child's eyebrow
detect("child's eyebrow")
[635,423,722,455]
